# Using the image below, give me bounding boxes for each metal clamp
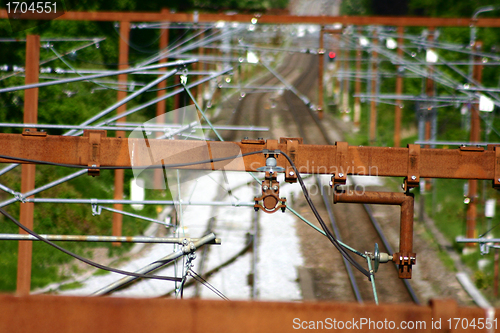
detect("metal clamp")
[254,178,286,214]
[91,199,102,216]
[333,141,348,186]
[494,146,500,189]
[393,252,416,279]
[404,144,420,190]
[22,128,47,137]
[280,137,302,183]
[84,130,106,177]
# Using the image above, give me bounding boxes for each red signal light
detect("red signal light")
[328,51,336,59]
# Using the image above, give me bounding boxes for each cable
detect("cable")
[279,150,371,278]
[480,221,500,238]
[0,150,264,170]
[189,269,229,301]
[179,276,187,299]
[0,147,368,277]
[0,207,182,282]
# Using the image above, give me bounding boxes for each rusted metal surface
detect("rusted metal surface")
[0,294,496,333]
[84,130,106,176]
[17,35,40,296]
[354,27,362,129]
[318,26,324,120]
[113,21,130,246]
[429,299,458,333]
[3,9,500,27]
[394,26,404,148]
[254,177,286,213]
[3,136,500,182]
[466,41,484,245]
[282,137,301,183]
[369,33,378,145]
[334,191,415,278]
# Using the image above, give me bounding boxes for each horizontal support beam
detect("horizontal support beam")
[0,295,495,333]
[1,10,500,27]
[0,134,499,182]
[0,233,222,245]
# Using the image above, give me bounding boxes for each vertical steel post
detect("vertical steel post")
[17,35,40,295]
[425,28,435,149]
[113,21,130,246]
[318,26,324,120]
[154,16,169,188]
[342,36,350,116]
[354,27,362,130]
[466,41,483,246]
[369,31,378,145]
[394,26,404,147]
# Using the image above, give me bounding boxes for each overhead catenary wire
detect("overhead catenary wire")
[189,269,230,301]
[0,207,182,282]
[278,151,370,278]
[0,150,264,170]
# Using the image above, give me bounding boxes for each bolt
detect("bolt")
[329,181,333,187]
[262,185,269,191]
[243,137,249,140]
[258,137,263,140]
[339,173,344,178]
[25,129,30,132]
[411,175,417,180]
[272,185,279,191]
[401,183,405,190]
[289,171,295,176]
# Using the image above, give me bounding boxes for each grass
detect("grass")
[59,281,84,291]
[0,165,172,292]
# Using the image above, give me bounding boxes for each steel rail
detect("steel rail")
[317,176,363,302]
[361,202,420,304]
[283,52,418,303]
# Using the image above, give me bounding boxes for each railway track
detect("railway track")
[71,37,421,303]
[194,45,420,302]
[276,51,419,303]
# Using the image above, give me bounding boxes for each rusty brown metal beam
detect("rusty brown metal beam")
[0,294,496,333]
[466,41,484,247]
[112,21,130,246]
[369,34,378,145]
[2,135,500,182]
[354,28,362,130]
[334,191,415,278]
[394,26,404,147]
[318,26,324,120]
[3,10,500,27]
[16,35,40,296]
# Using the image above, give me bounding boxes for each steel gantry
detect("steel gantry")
[2,6,500,299]
[2,133,500,278]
